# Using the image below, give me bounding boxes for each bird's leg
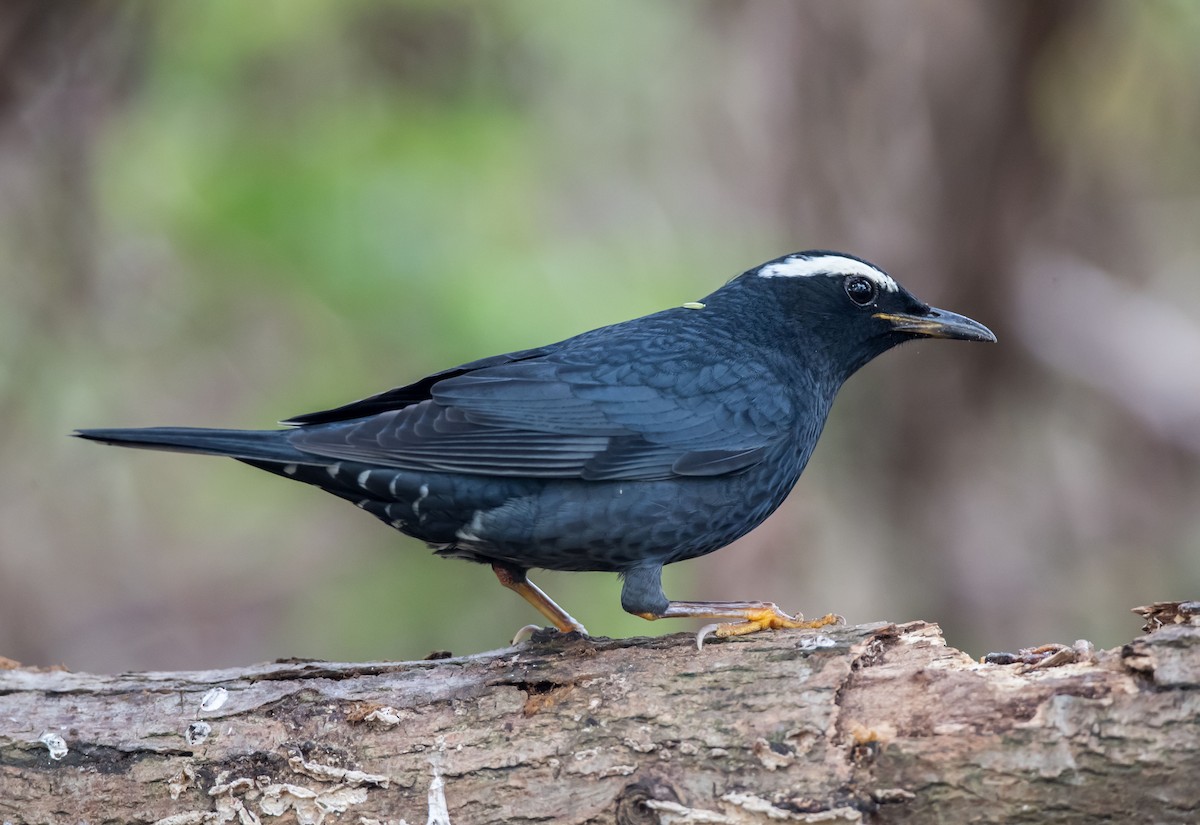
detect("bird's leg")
[619,565,837,649]
[491,563,588,636]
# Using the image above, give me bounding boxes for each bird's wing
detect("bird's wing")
[286,355,789,481]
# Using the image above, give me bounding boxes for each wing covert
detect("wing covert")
[287,348,791,481]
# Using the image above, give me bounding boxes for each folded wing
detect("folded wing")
[286,352,789,482]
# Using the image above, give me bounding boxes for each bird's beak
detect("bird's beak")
[872,307,997,343]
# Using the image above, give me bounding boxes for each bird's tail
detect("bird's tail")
[74,427,311,464]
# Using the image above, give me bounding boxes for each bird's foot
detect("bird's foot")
[510,623,590,645]
[695,609,840,649]
[639,599,841,649]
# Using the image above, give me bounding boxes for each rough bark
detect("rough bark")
[1,618,1198,825]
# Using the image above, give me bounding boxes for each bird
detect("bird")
[77,251,995,647]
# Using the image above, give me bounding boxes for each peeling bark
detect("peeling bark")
[1,620,1198,824]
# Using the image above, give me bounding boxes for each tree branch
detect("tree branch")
[2,618,1198,824]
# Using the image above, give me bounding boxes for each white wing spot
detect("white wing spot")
[389,475,401,496]
[455,510,485,544]
[282,463,298,476]
[756,253,898,292]
[357,469,372,488]
[413,483,430,518]
[326,462,342,479]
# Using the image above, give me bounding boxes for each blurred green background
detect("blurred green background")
[3,1,1199,670]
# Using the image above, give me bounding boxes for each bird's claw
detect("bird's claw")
[695,610,841,650]
[695,623,722,650]
[511,624,543,645]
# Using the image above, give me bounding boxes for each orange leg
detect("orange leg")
[492,564,588,635]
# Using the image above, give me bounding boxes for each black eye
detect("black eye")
[845,276,878,306]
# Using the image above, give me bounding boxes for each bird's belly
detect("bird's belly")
[387,471,797,574]
[515,476,794,572]
[294,456,803,574]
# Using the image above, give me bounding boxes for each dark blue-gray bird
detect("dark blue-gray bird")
[77,251,995,645]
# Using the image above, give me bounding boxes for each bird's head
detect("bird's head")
[719,250,996,381]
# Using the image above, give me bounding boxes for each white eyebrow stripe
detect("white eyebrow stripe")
[756,254,898,292]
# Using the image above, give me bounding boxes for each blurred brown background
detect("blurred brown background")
[2,0,1198,671]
